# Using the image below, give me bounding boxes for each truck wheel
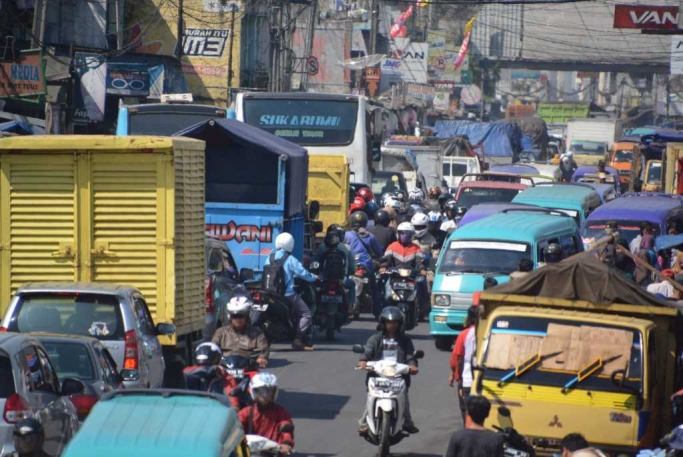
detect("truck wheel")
[434,336,453,351]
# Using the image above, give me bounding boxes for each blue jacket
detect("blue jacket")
[344,229,383,270]
[265,249,317,296]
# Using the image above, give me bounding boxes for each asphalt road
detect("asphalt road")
[266,317,461,457]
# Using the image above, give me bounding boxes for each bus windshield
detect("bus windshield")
[482,315,643,394]
[242,98,358,146]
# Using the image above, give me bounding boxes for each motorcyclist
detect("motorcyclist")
[357,187,379,220]
[264,232,319,351]
[238,372,295,456]
[543,243,564,265]
[212,296,269,366]
[426,186,442,212]
[408,187,425,205]
[184,342,241,409]
[349,196,366,215]
[12,419,50,457]
[314,225,357,320]
[394,193,413,224]
[357,306,419,435]
[440,200,459,235]
[369,209,397,251]
[345,211,384,318]
[427,210,446,247]
[381,222,426,271]
[411,212,437,258]
[560,151,578,182]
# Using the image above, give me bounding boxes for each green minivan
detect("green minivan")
[62,389,249,457]
[512,182,602,227]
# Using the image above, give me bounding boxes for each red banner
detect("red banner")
[613,4,679,30]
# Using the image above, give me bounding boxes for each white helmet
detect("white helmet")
[227,295,252,316]
[250,372,279,401]
[384,197,402,212]
[397,222,415,233]
[565,151,574,158]
[275,232,295,253]
[410,212,429,238]
[408,188,424,204]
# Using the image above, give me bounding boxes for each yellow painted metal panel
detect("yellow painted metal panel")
[665,143,683,194]
[307,155,349,230]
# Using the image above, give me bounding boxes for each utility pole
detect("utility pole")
[176,0,184,58]
[301,0,317,91]
[370,0,379,54]
[269,0,282,91]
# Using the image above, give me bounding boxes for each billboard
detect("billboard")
[0,51,45,98]
[613,4,679,30]
[390,39,428,84]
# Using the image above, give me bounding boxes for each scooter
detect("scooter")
[352,344,425,457]
[221,354,260,409]
[310,261,348,341]
[493,425,536,457]
[245,423,295,456]
[384,268,419,331]
[350,264,374,319]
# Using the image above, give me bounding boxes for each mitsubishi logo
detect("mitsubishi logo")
[548,415,563,428]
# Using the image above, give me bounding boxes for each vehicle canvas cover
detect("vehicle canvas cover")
[487,252,672,307]
[434,120,522,158]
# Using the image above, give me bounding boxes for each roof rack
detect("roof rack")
[100,389,233,408]
[500,208,571,218]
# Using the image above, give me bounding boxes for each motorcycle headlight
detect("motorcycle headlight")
[381,366,397,377]
[391,292,400,301]
[434,294,450,307]
[398,268,411,278]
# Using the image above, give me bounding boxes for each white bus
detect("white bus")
[235,92,371,184]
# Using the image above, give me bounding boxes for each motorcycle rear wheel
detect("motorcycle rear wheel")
[325,316,335,341]
[378,410,391,457]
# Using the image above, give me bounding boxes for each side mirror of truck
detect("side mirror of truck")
[240,268,255,282]
[309,200,320,220]
[313,221,324,234]
[156,323,176,335]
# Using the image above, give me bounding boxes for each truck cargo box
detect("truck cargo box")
[308,155,349,231]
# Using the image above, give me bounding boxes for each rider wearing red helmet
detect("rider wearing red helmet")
[357,187,380,219]
[349,196,366,214]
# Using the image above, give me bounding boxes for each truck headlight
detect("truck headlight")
[434,294,450,307]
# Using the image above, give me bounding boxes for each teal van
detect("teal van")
[511,183,602,226]
[62,389,249,457]
[429,210,583,350]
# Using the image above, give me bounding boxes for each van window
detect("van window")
[456,187,521,209]
[559,234,580,256]
[582,220,660,246]
[43,342,95,382]
[11,293,124,341]
[0,355,15,398]
[439,240,532,275]
[133,297,156,336]
[483,315,643,394]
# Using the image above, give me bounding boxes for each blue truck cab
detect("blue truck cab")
[429,210,583,350]
[175,119,309,274]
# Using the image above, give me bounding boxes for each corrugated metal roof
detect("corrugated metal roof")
[473,0,671,67]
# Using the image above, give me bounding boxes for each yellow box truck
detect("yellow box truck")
[0,135,206,376]
[307,154,350,233]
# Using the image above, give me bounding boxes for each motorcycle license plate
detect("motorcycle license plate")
[393,281,415,290]
[321,295,343,304]
[251,304,268,312]
[227,368,245,378]
[374,379,403,391]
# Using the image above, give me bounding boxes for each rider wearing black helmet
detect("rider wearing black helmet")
[345,210,384,318]
[440,200,460,235]
[315,225,357,319]
[13,419,49,457]
[543,243,564,264]
[183,342,240,408]
[357,306,419,435]
[369,209,397,251]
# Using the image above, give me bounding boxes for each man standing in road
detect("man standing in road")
[444,395,504,457]
[560,433,589,456]
[449,306,479,423]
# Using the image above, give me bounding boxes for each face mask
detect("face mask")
[399,233,413,244]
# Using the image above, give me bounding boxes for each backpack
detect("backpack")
[323,247,347,281]
[263,252,289,295]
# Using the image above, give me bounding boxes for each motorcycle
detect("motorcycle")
[221,354,260,409]
[384,268,420,331]
[245,423,295,456]
[247,280,317,344]
[309,261,347,341]
[350,264,374,319]
[352,343,425,457]
[493,425,536,457]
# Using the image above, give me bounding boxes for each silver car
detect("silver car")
[0,332,83,457]
[1,283,175,389]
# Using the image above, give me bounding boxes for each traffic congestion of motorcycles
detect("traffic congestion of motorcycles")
[3,104,683,457]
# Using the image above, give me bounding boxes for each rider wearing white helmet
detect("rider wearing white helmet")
[410,212,437,257]
[265,232,318,351]
[238,372,295,455]
[560,150,577,182]
[212,295,269,367]
[408,187,424,205]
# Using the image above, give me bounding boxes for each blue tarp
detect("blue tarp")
[0,121,33,134]
[434,121,522,157]
[655,234,683,251]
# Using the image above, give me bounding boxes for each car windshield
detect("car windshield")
[42,342,95,381]
[646,162,662,184]
[482,315,642,393]
[444,162,468,177]
[372,173,407,196]
[10,293,124,341]
[439,240,532,274]
[0,355,15,398]
[571,141,605,155]
[456,187,521,209]
[613,149,633,163]
[581,219,657,245]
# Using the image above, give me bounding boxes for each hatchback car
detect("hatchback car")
[34,334,123,421]
[205,236,248,338]
[0,332,84,457]
[1,283,175,389]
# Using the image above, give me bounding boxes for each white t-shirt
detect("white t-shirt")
[440,220,457,234]
[462,327,476,388]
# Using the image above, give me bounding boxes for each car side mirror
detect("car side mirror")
[156,323,176,335]
[61,378,85,396]
[352,344,364,354]
[372,146,381,162]
[240,268,255,282]
[313,221,324,234]
[309,200,320,220]
[120,369,140,382]
[414,350,425,359]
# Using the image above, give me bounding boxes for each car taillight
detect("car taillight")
[124,330,139,370]
[327,290,337,295]
[205,277,215,314]
[250,291,261,302]
[3,393,29,423]
[70,394,98,419]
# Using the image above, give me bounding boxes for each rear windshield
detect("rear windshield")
[456,187,521,209]
[10,293,124,341]
[372,173,408,196]
[0,355,15,398]
[482,315,643,393]
[613,149,632,163]
[42,342,95,382]
[582,219,661,246]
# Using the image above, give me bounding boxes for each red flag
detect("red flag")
[390,6,414,38]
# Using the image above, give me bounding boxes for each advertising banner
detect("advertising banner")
[613,4,678,30]
[390,39,428,84]
[0,51,45,98]
[106,65,149,96]
[73,53,106,122]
